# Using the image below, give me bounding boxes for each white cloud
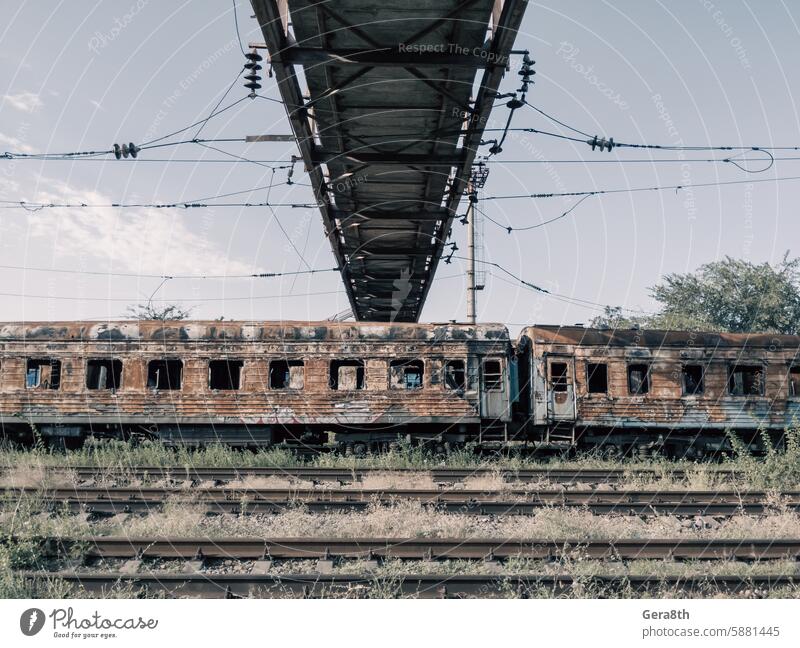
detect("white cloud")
[11,178,256,277]
[0,131,34,153]
[3,92,43,113]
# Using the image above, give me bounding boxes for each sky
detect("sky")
[1,1,798,336]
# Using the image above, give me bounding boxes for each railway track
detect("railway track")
[1,465,743,485]
[18,571,799,598]
[3,486,795,516]
[36,536,800,562]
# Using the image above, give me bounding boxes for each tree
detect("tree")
[125,303,192,321]
[649,255,800,334]
[590,306,646,329]
[592,254,800,334]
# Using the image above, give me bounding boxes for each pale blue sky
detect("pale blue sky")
[1,1,798,335]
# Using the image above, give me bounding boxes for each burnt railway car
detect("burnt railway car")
[0,320,514,450]
[516,325,800,456]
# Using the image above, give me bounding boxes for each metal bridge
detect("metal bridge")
[251,0,527,321]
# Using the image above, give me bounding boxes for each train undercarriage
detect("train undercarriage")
[1,418,792,459]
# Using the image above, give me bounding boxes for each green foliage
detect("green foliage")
[590,306,648,330]
[725,428,800,489]
[592,254,800,333]
[649,254,800,333]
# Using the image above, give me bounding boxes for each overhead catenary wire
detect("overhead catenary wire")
[231,0,246,57]
[13,154,800,166]
[451,255,655,316]
[482,173,800,201]
[478,194,594,233]
[518,100,800,172]
[0,264,338,280]
[0,289,346,303]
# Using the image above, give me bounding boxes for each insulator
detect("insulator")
[113,143,121,160]
[244,82,262,90]
[588,135,615,152]
[128,142,139,159]
[245,51,263,62]
[245,74,262,83]
[244,62,262,71]
[506,97,524,109]
[121,143,130,158]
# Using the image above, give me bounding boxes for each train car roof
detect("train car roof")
[0,320,509,343]
[520,325,800,349]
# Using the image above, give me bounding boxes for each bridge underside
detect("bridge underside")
[252,0,527,321]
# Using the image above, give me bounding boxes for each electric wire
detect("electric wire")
[0,264,338,280]
[482,173,800,201]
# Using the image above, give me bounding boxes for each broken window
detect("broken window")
[443,360,466,391]
[330,359,365,390]
[790,366,800,397]
[728,364,763,396]
[270,360,304,390]
[482,359,503,391]
[26,359,61,390]
[390,359,424,390]
[147,359,182,390]
[627,364,650,395]
[682,364,704,395]
[209,360,243,390]
[86,359,122,390]
[586,362,608,394]
[549,362,569,393]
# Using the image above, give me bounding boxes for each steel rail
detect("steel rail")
[1,465,743,484]
[3,487,795,516]
[39,537,800,561]
[18,571,800,598]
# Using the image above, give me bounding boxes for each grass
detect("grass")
[4,496,800,541]
[2,432,800,490]
[2,432,800,598]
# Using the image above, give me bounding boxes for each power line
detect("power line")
[452,255,655,316]
[231,0,246,57]
[193,66,246,140]
[0,289,345,303]
[12,154,800,166]
[139,96,251,148]
[478,194,594,233]
[0,264,338,280]
[482,173,800,201]
[519,100,800,172]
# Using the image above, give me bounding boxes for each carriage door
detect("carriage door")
[480,358,507,420]
[546,356,576,421]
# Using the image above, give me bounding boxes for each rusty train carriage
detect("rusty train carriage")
[2,320,800,454]
[0,321,512,448]
[518,326,800,455]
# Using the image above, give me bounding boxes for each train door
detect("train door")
[546,356,576,421]
[480,357,508,420]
